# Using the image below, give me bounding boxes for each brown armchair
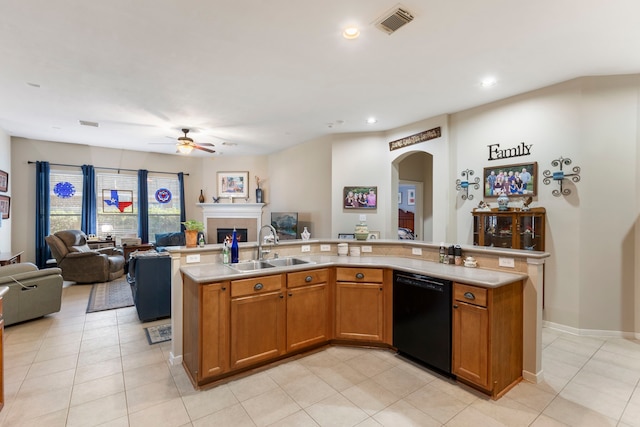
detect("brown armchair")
[45,230,125,283]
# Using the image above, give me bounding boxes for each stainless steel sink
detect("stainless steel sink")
[266,257,314,267]
[227,260,276,272]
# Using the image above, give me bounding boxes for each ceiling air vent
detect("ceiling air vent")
[79,120,99,127]
[375,6,414,35]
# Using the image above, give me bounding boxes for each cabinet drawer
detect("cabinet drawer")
[454,283,487,308]
[336,267,383,283]
[231,275,283,297]
[287,269,329,288]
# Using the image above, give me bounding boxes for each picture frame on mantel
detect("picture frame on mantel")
[483,161,538,198]
[217,171,249,199]
[0,169,7,192]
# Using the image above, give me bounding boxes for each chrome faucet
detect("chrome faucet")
[258,224,278,260]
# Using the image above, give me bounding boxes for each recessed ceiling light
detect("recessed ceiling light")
[343,26,360,39]
[481,77,497,88]
[366,117,377,124]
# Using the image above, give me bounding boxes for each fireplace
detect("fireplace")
[217,228,248,244]
[198,203,264,243]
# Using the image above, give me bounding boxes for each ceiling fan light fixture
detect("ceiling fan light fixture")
[177,144,194,154]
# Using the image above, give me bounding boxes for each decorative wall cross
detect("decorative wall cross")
[542,156,581,196]
[455,169,480,200]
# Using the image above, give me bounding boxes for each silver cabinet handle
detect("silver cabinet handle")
[356,273,364,279]
[464,292,475,300]
[305,276,313,283]
[254,283,264,291]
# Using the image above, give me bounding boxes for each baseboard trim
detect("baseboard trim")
[169,352,183,366]
[543,320,638,339]
[522,369,543,384]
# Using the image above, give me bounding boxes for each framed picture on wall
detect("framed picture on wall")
[217,171,249,199]
[0,169,7,192]
[407,189,416,205]
[271,212,298,240]
[0,195,10,219]
[483,161,538,197]
[343,186,377,209]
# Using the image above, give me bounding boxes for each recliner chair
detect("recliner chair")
[0,262,63,326]
[45,230,125,283]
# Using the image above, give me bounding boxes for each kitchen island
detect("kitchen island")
[164,239,547,395]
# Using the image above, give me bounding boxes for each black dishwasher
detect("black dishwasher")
[393,271,452,376]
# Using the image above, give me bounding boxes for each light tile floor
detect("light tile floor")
[1,283,640,426]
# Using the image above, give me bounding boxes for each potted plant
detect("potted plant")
[182,220,204,248]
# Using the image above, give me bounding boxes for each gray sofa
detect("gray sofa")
[0,262,64,326]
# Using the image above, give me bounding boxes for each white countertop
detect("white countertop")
[180,255,528,288]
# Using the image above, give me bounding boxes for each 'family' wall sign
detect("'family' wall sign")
[488,142,533,161]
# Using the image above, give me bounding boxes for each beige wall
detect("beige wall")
[10,138,205,262]
[0,128,10,252]
[4,74,640,336]
[450,75,640,334]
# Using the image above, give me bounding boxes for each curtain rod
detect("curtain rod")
[27,161,189,176]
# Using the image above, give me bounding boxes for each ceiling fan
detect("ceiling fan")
[175,128,215,154]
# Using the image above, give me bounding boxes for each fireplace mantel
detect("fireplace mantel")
[198,203,265,243]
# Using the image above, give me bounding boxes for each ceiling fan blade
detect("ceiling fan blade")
[197,142,215,147]
[194,145,216,153]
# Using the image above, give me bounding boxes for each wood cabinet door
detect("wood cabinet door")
[230,291,286,370]
[286,283,329,352]
[335,282,383,342]
[452,301,489,388]
[200,283,229,380]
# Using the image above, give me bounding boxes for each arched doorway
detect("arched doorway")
[394,151,433,241]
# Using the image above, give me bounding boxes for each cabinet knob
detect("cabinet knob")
[355,273,364,279]
[254,283,264,291]
[222,286,226,291]
[305,276,313,283]
[464,292,475,300]
[288,292,293,297]
[453,304,459,309]
[279,294,284,299]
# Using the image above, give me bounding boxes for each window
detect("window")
[49,169,83,234]
[47,168,182,241]
[97,172,138,238]
[147,174,182,241]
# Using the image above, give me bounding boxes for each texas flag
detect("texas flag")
[104,190,133,212]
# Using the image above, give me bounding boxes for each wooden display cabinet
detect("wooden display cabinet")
[472,207,545,251]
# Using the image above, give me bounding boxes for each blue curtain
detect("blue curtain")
[35,161,50,268]
[138,169,149,243]
[81,164,96,235]
[178,172,186,231]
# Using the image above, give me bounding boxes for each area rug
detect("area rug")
[144,324,172,345]
[86,276,134,313]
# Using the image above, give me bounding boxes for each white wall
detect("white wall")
[0,128,10,252]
